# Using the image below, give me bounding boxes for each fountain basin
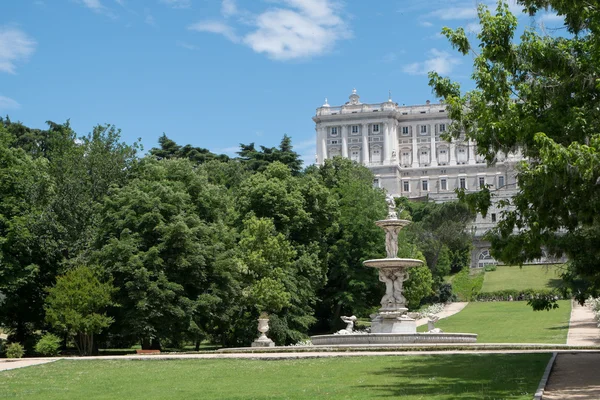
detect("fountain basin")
[363,258,423,269]
[375,219,411,229]
[311,332,477,346]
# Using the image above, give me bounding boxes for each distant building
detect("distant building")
[313,89,564,267]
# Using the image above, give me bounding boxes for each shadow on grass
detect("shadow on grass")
[355,354,549,399]
[547,278,565,289]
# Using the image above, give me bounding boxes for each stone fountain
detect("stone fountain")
[310,194,477,346]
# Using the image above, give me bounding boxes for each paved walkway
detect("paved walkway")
[415,302,468,327]
[0,359,56,372]
[567,301,600,346]
[542,353,600,399]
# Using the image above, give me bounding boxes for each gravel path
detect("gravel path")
[567,301,600,346]
[542,353,600,399]
[415,302,468,327]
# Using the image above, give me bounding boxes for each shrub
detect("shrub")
[35,333,62,356]
[475,289,564,302]
[6,342,24,359]
[484,265,497,272]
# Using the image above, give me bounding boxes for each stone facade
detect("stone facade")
[313,90,555,268]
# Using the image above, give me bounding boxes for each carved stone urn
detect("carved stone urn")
[251,314,275,347]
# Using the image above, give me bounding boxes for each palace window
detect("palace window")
[331,127,338,135]
[420,125,428,134]
[373,124,380,133]
[331,140,338,144]
[459,177,466,189]
[479,177,485,188]
[441,178,447,190]
[498,175,505,188]
[351,125,359,134]
[439,123,446,132]
[403,181,410,192]
[373,178,380,188]
[402,126,409,135]
[422,180,429,191]
[491,213,497,223]
[350,150,360,162]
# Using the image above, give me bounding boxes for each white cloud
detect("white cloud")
[428,5,478,21]
[159,0,191,9]
[76,0,117,18]
[0,95,21,110]
[0,27,37,74]
[190,0,350,61]
[221,0,237,17]
[114,0,125,6]
[188,21,240,43]
[402,48,460,76]
[176,41,198,50]
[419,21,433,27]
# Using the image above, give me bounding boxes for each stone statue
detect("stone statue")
[385,226,400,258]
[427,316,443,333]
[379,269,409,310]
[386,193,397,220]
[336,315,357,334]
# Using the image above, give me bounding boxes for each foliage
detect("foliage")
[311,157,387,331]
[399,199,474,278]
[45,265,116,356]
[0,355,551,399]
[404,265,435,310]
[149,134,229,165]
[484,265,497,272]
[475,288,565,302]
[429,0,600,306]
[585,297,600,327]
[237,135,303,175]
[6,342,24,358]
[418,300,571,344]
[91,158,238,349]
[451,269,484,301]
[35,333,62,356]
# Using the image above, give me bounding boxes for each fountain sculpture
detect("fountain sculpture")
[310,194,477,346]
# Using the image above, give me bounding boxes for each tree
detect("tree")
[149,134,229,164]
[399,200,475,278]
[429,0,600,306]
[237,135,303,175]
[91,158,238,348]
[44,265,116,356]
[311,157,388,331]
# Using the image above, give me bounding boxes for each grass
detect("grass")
[418,300,571,343]
[0,354,551,399]
[481,264,564,292]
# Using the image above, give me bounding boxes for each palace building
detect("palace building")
[313,89,562,267]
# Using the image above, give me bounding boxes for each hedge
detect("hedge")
[475,288,566,302]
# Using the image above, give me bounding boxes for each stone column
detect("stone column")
[449,141,457,165]
[389,122,398,163]
[341,125,348,158]
[411,127,419,167]
[321,137,327,163]
[468,139,476,165]
[430,133,438,167]
[362,124,369,165]
[383,123,390,164]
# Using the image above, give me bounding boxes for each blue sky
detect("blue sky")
[1,0,563,165]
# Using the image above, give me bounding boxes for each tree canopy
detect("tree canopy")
[429,0,600,306]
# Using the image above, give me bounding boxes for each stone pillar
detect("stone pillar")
[449,141,457,165]
[411,128,419,167]
[390,122,398,163]
[430,134,438,167]
[321,137,327,163]
[362,124,369,165]
[341,125,348,158]
[383,123,390,164]
[468,139,476,165]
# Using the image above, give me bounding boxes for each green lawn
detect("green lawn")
[419,300,571,343]
[0,355,551,399]
[481,265,564,292]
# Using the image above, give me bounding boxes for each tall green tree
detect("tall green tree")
[238,135,303,175]
[91,158,237,348]
[429,0,600,305]
[149,134,229,164]
[45,265,116,356]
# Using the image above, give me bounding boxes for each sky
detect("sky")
[1,0,564,165]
